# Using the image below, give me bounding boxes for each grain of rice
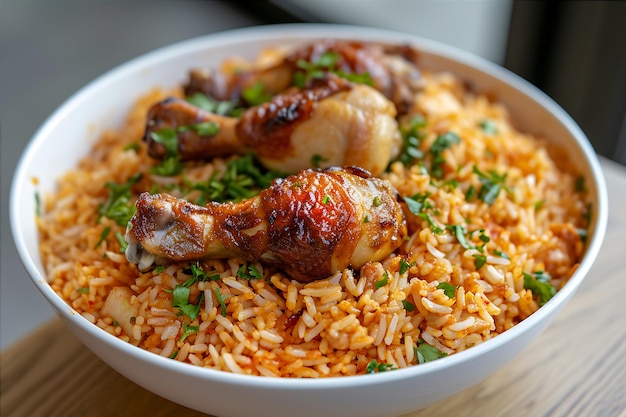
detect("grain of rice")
[448,316,476,332]
[426,242,445,259]
[215,314,234,332]
[160,338,176,357]
[82,312,96,323]
[223,352,244,373]
[190,343,208,354]
[384,314,400,345]
[259,329,284,344]
[304,320,328,342]
[223,277,253,294]
[421,297,453,315]
[483,265,505,285]
[161,321,181,340]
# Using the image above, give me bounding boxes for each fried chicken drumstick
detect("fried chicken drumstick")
[144,75,401,176]
[125,167,407,283]
[185,38,423,115]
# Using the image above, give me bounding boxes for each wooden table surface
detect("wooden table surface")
[2,158,625,417]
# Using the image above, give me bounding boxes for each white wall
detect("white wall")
[276,0,514,64]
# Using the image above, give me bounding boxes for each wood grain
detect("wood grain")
[2,158,626,417]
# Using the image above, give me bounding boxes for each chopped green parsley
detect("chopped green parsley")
[437,282,457,298]
[97,173,142,227]
[415,339,448,363]
[523,271,556,306]
[365,359,396,373]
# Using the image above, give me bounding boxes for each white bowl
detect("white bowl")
[10,24,608,417]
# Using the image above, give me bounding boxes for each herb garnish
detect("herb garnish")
[375,271,389,289]
[179,153,282,205]
[399,259,416,275]
[95,226,111,249]
[179,322,199,343]
[123,142,141,152]
[471,165,510,206]
[479,119,498,135]
[236,263,263,280]
[403,193,444,235]
[166,264,216,320]
[365,359,396,373]
[293,51,374,88]
[574,176,586,192]
[473,254,487,270]
[429,132,460,179]
[150,122,219,177]
[523,271,556,306]
[402,299,416,312]
[186,92,243,117]
[242,82,272,106]
[393,116,426,167]
[115,231,128,253]
[98,173,142,227]
[403,192,432,215]
[437,282,457,298]
[415,339,448,364]
[311,154,327,168]
[213,287,227,317]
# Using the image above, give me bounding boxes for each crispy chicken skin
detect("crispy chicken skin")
[125,167,407,282]
[144,75,401,176]
[185,38,423,115]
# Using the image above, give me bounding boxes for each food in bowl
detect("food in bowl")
[37,37,591,378]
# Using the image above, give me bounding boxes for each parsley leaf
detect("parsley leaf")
[375,271,390,289]
[523,271,556,306]
[180,153,282,204]
[472,165,510,206]
[479,119,498,135]
[365,359,396,373]
[236,264,263,280]
[415,340,448,364]
[473,254,487,270]
[293,51,373,88]
[403,192,432,215]
[115,231,128,253]
[393,115,426,167]
[399,258,415,275]
[213,286,227,317]
[402,299,416,312]
[437,282,457,298]
[95,226,111,249]
[311,154,327,168]
[430,132,460,179]
[242,81,272,106]
[186,92,243,116]
[98,173,142,227]
[179,322,199,343]
[448,224,473,249]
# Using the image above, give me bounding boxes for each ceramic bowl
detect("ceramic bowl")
[10,24,608,417]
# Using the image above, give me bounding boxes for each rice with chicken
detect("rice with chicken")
[38,41,590,377]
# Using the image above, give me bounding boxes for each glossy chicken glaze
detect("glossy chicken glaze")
[125,167,407,282]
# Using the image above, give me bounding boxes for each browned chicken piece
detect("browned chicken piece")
[185,38,423,115]
[125,167,407,283]
[145,75,401,176]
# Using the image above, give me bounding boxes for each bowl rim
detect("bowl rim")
[10,22,609,389]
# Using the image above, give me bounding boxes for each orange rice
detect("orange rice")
[38,46,590,377]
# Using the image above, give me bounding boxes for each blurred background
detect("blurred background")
[1,0,624,349]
